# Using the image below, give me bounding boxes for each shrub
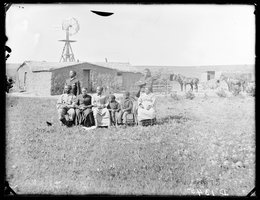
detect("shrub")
[51,73,65,95]
[216,88,227,98]
[245,82,255,97]
[185,90,195,100]
[91,72,121,93]
[232,85,241,96]
[170,92,180,100]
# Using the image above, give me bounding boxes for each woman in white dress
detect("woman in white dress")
[92,86,110,128]
[137,86,156,125]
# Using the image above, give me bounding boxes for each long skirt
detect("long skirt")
[75,108,95,127]
[92,107,110,127]
[137,107,156,121]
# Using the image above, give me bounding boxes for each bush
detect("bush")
[51,73,65,95]
[245,82,255,97]
[170,92,180,100]
[91,72,121,93]
[185,90,195,100]
[216,88,227,98]
[232,85,241,96]
[247,90,255,97]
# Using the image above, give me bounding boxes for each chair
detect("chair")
[125,99,139,126]
[139,118,157,126]
[125,113,136,126]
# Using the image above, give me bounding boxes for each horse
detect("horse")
[171,73,199,92]
[219,74,246,92]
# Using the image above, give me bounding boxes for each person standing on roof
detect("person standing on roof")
[65,70,81,96]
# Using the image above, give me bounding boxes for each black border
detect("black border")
[2,0,258,198]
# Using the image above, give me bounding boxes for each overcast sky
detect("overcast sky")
[5,4,255,66]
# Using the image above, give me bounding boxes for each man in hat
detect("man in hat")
[65,70,81,96]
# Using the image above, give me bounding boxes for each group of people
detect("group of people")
[57,69,158,128]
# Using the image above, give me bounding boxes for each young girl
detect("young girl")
[107,94,120,126]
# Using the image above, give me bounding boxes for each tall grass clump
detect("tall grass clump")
[232,85,241,96]
[245,83,255,97]
[170,92,180,101]
[185,90,195,100]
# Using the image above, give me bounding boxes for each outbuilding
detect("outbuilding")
[200,71,216,82]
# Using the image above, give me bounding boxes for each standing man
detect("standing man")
[65,70,81,96]
[57,85,77,126]
[135,68,159,98]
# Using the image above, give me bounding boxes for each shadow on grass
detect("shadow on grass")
[157,115,191,125]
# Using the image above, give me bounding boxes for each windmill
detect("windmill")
[59,18,80,62]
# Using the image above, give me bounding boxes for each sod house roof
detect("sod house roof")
[18,61,83,72]
[18,61,119,73]
[94,62,138,72]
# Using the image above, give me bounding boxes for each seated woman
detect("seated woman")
[74,87,95,127]
[92,86,111,128]
[137,86,157,126]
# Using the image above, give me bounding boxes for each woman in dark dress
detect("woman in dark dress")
[74,87,95,127]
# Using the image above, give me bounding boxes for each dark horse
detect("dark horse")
[171,74,199,92]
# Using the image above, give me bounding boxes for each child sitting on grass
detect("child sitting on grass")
[107,94,120,126]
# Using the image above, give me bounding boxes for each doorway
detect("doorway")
[82,69,90,92]
[23,72,27,90]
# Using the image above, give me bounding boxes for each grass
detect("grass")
[5,94,255,195]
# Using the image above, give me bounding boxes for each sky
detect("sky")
[5,4,255,66]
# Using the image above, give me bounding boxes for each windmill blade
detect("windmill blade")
[91,10,114,17]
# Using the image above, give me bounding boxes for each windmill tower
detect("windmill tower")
[59,18,80,62]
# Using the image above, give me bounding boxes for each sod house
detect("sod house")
[16,61,141,96]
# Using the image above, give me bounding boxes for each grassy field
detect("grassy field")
[5,93,255,196]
